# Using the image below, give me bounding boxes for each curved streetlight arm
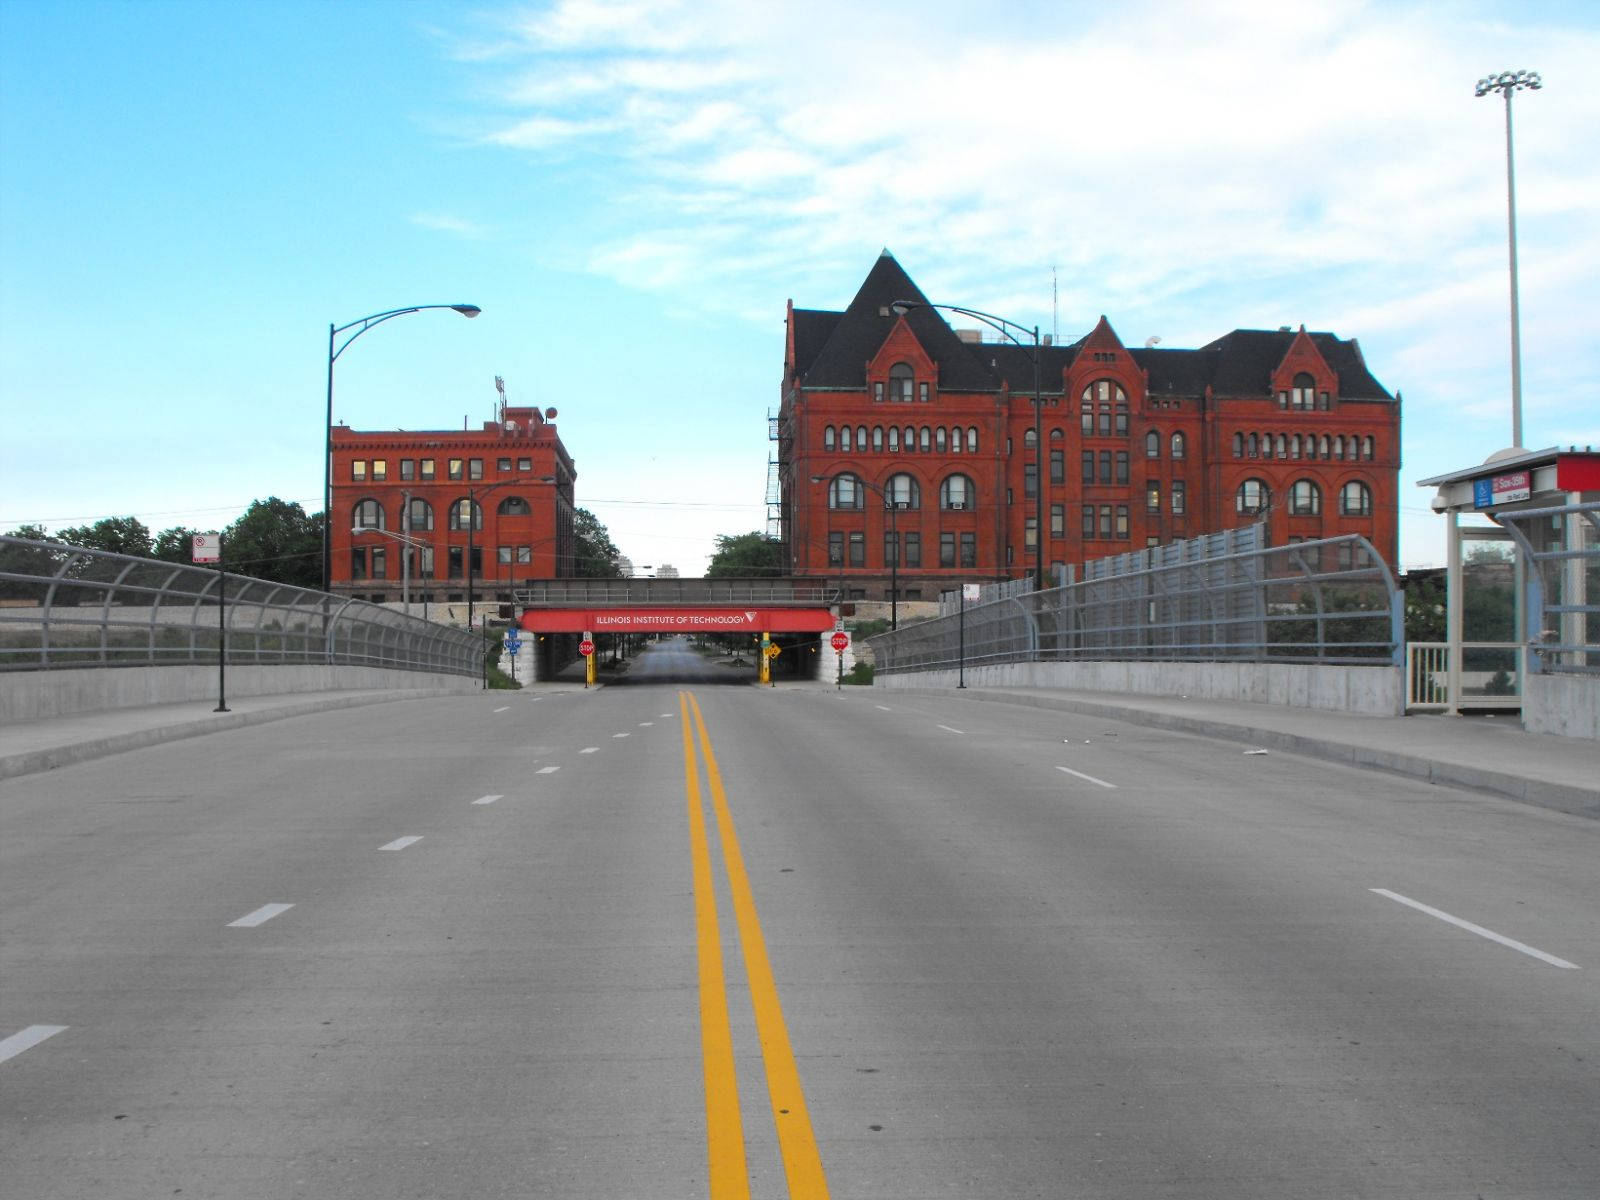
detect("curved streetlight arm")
[889,299,1036,353]
[331,304,481,365]
[350,525,428,550]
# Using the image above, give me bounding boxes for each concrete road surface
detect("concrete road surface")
[3,637,1597,1198]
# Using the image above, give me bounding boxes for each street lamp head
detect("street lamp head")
[1477,69,1541,97]
[888,300,915,316]
[451,304,482,318]
[809,474,825,484]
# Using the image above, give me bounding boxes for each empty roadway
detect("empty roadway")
[3,636,1597,1198]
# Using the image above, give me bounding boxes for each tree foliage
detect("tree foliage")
[56,516,153,557]
[152,526,202,564]
[706,531,783,579]
[571,507,623,578]
[222,498,323,587]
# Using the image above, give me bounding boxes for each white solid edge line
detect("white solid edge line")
[1055,765,1118,790]
[537,766,560,774]
[228,903,294,928]
[380,836,423,851]
[936,724,965,735]
[1371,889,1579,969]
[0,1024,68,1065]
[472,794,503,805]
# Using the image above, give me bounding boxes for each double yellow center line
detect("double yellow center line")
[680,690,831,1199]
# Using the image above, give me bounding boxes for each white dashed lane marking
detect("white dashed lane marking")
[494,706,510,714]
[228,903,294,928]
[472,794,503,805]
[1055,765,1118,790]
[538,766,560,775]
[937,724,965,735]
[0,1025,68,1065]
[613,732,630,739]
[380,836,423,851]
[580,747,599,754]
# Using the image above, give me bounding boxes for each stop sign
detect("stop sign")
[830,632,850,652]
[579,638,595,657]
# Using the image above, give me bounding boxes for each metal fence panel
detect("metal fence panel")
[0,537,480,677]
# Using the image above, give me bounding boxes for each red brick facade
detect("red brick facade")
[778,253,1399,599]
[330,405,576,603]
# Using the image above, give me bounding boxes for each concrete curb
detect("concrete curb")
[936,687,1600,821]
[0,690,448,782]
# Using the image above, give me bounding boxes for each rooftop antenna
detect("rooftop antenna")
[1051,266,1059,344]
[494,375,506,424]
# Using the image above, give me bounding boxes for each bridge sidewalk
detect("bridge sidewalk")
[938,686,1600,820]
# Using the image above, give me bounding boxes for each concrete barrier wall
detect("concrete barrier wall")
[1524,674,1600,740]
[878,660,1406,716]
[4,665,476,722]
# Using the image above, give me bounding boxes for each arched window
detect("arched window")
[888,426,900,452]
[1362,436,1374,460]
[1171,431,1186,459]
[940,474,976,511]
[1289,479,1322,515]
[889,362,915,403]
[950,427,964,453]
[904,426,915,452]
[885,473,920,509]
[919,426,931,452]
[1247,433,1259,458]
[1340,480,1373,516]
[828,474,864,510]
[1305,436,1318,461]
[1232,432,1244,458]
[1290,435,1302,460]
[1292,372,1316,409]
[1023,428,1037,450]
[872,426,883,452]
[823,425,836,451]
[968,426,979,452]
[857,425,868,451]
[406,497,434,532]
[840,425,852,452]
[1345,436,1358,460]
[935,427,947,453]
[352,499,385,530]
[1275,434,1288,459]
[1235,478,1269,514]
[1146,430,1161,458]
[448,498,482,531]
[497,495,530,516]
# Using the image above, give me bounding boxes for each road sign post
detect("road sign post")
[830,630,850,690]
[193,534,228,712]
[959,582,980,689]
[580,635,595,688]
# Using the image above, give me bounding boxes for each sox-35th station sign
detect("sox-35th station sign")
[517,606,836,634]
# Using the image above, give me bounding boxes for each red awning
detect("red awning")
[520,606,835,633]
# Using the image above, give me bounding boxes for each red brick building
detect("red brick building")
[778,252,1400,599]
[330,404,576,607]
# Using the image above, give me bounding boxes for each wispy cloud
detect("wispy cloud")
[409,212,491,239]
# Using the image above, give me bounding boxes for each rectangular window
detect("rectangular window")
[352,460,367,481]
[1024,517,1037,552]
[469,458,484,480]
[1050,450,1064,485]
[350,546,367,580]
[1099,506,1112,539]
[518,457,532,472]
[1099,451,1112,484]
[960,532,976,568]
[469,546,483,576]
[400,459,415,481]
[904,532,921,568]
[1098,411,1112,436]
[1082,452,1094,483]
[416,547,434,579]
[497,545,512,565]
[447,547,463,578]
[498,458,512,472]
[1051,504,1064,537]
[420,458,436,481]
[940,532,956,568]
[1146,481,1161,512]
[448,458,463,480]
[848,532,865,567]
[1116,505,1130,539]
[919,382,929,403]
[1115,452,1129,485]
[371,546,387,580]
[1024,463,1037,498]
[1172,481,1186,515]
[1115,410,1128,436]
[1082,506,1095,538]
[828,532,844,566]
[372,459,387,482]
[517,545,531,564]
[874,381,884,402]
[884,531,898,567]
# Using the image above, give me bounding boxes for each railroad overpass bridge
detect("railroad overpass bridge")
[513,578,839,681]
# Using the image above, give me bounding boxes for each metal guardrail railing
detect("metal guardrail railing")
[1494,499,1599,676]
[0,537,480,676]
[871,534,1402,675]
[1406,641,1524,710]
[515,578,836,605]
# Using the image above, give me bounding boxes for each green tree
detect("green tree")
[0,525,63,599]
[223,498,322,587]
[706,531,784,579]
[152,526,202,564]
[56,516,153,557]
[571,507,623,578]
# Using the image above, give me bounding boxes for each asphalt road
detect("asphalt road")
[3,637,1597,1198]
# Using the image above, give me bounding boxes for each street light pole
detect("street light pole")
[324,303,481,593]
[1476,69,1541,448]
[889,300,1045,593]
[349,522,427,618]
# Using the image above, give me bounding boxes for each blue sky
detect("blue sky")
[2,0,1596,574]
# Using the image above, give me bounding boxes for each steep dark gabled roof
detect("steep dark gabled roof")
[1198,329,1395,401]
[796,251,1001,393]
[987,339,1083,396]
[789,308,841,376]
[1130,346,1220,396]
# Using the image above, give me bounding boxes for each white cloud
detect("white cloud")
[409,212,491,239]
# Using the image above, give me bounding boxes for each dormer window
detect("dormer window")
[1291,372,1317,410]
[890,362,914,403]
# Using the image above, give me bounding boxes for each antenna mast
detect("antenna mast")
[1051,265,1059,343]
